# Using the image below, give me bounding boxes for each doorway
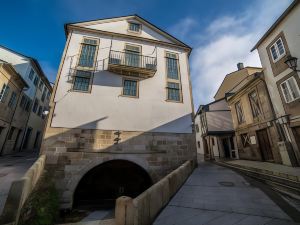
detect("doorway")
[222,138,231,158]
[257,129,274,161]
[22,127,32,150]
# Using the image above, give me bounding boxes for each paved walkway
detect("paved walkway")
[153,162,300,225]
[222,159,300,181]
[0,152,38,215]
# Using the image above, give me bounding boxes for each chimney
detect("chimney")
[237,62,244,70]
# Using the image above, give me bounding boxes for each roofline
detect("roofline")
[0,44,53,91]
[0,62,29,89]
[195,97,226,116]
[213,66,262,98]
[251,0,299,51]
[64,14,192,51]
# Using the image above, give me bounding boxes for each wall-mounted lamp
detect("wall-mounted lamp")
[284,55,300,72]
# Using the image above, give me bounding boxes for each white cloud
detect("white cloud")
[170,0,292,109]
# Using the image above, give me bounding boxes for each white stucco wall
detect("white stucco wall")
[0,47,37,99]
[194,114,204,154]
[257,3,300,117]
[52,23,193,133]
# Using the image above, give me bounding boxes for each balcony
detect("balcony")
[108,50,157,78]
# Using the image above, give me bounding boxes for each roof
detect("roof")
[251,0,299,51]
[0,44,53,91]
[64,14,192,51]
[214,66,262,99]
[195,97,226,116]
[0,61,29,89]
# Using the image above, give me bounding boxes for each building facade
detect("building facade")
[0,46,52,154]
[227,73,285,164]
[41,15,196,210]
[195,98,238,161]
[252,0,300,166]
[0,62,29,154]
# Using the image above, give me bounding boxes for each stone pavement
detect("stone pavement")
[219,159,300,182]
[0,151,38,215]
[153,162,300,225]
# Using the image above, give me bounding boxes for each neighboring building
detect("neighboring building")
[252,0,300,166]
[0,62,29,154]
[226,72,286,164]
[41,15,196,210]
[0,45,52,154]
[195,63,262,161]
[195,98,238,161]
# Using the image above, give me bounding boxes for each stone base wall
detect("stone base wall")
[41,127,197,209]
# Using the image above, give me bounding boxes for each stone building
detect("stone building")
[251,0,300,166]
[0,45,52,154]
[0,61,29,154]
[226,72,285,164]
[195,63,262,161]
[41,15,196,210]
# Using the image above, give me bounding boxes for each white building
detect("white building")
[41,15,196,209]
[252,0,300,166]
[0,45,52,153]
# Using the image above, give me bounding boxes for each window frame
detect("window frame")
[72,70,93,93]
[235,101,245,124]
[241,133,251,147]
[165,51,183,103]
[127,22,142,34]
[269,37,286,63]
[280,76,300,103]
[76,37,99,70]
[28,69,35,81]
[248,90,261,118]
[121,78,139,98]
[0,83,10,103]
[8,91,17,108]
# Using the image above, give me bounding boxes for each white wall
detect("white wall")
[195,114,204,154]
[257,3,300,117]
[52,27,193,133]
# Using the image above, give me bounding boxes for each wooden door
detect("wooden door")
[257,129,274,161]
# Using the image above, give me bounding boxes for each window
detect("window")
[32,99,39,113]
[123,79,138,97]
[167,82,180,101]
[7,127,15,140]
[0,84,10,103]
[73,70,92,92]
[46,91,51,101]
[33,76,39,86]
[235,101,245,124]
[37,106,43,117]
[280,77,300,103]
[25,99,32,112]
[28,69,34,80]
[270,38,286,62]
[125,44,141,67]
[8,92,17,108]
[212,138,215,146]
[78,38,98,68]
[197,141,201,148]
[249,91,261,118]
[41,88,46,102]
[195,124,199,133]
[241,133,250,147]
[166,53,179,80]
[166,52,182,102]
[128,22,141,33]
[19,95,26,108]
[39,80,44,91]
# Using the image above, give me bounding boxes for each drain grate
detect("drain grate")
[219,181,235,187]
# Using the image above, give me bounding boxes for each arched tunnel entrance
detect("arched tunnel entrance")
[73,160,153,209]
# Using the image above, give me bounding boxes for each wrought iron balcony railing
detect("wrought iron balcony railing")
[108,50,157,78]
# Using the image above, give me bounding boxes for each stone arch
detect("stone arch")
[70,157,153,209]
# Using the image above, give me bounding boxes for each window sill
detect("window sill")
[127,30,141,35]
[120,94,139,99]
[165,99,183,103]
[70,89,91,94]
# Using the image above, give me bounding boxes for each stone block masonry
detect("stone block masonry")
[41,127,196,209]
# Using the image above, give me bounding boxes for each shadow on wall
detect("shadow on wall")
[41,113,196,210]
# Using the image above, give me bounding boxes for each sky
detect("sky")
[0,0,292,109]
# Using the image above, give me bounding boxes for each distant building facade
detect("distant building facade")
[227,72,285,164]
[41,15,196,210]
[0,46,52,155]
[252,0,300,166]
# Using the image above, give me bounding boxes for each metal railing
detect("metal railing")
[109,50,157,71]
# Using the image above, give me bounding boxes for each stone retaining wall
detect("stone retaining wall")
[0,155,46,225]
[115,160,194,225]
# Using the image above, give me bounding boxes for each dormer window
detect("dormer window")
[270,38,286,62]
[128,22,141,33]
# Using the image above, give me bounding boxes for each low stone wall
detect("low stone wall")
[115,160,194,225]
[0,155,46,225]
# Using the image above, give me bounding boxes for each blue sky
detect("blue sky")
[0,0,292,108]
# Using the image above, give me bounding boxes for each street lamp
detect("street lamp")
[284,55,300,72]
